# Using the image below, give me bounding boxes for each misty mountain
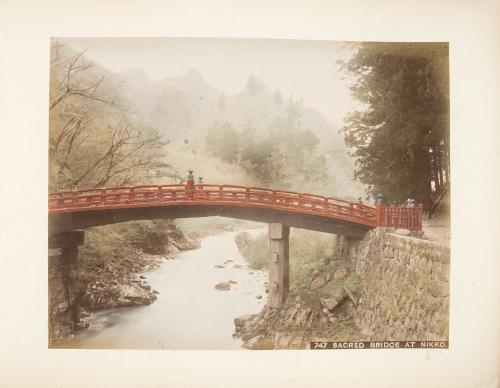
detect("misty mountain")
[122,68,220,141]
[123,70,342,148]
[120,68,363,196]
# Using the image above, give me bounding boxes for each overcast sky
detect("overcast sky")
[61,37,359,125]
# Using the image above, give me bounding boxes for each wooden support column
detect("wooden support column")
[268,223,290,308]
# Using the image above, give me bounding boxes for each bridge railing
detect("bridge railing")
[48,184,379,227]
[48,184,423,230]
[379,204,423,231]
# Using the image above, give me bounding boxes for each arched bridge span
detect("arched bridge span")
[48,183,423,308]
[49,184,384,238]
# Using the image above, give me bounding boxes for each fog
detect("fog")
[60,37,358,125]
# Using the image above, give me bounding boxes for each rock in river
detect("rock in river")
[234,314,255,328]
[214,281,231,291]
[119,283,156,304]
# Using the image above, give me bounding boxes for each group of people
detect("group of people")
[185,170,203,199]
[186,170,417,207]
[406,198,416,207]
[357,195,417,207]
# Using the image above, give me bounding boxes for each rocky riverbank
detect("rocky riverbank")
[84,235,200,308]
[234,292,360,349]
[49,231,200,345]
[233,227,450,349]
[81,255,165,313]
[233,229,363,349]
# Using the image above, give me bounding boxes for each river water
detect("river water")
[60,229,268,349]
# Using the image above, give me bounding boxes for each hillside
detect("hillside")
[50,41,365,198]
[120,69,364,197]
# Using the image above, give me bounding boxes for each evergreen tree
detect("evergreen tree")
[205,122,240,163]
[339,42,449,208]
[273,89,283,105]
[218,93,226,112]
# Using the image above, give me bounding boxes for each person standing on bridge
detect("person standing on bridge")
[197,177,204,199]
[186,170,195,199]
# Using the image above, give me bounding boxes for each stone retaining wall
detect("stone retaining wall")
[337,228,450,341]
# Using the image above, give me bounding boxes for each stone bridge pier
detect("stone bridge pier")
[268,223,290,308]
[48,230,86,341]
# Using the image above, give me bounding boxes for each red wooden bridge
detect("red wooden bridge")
[49,183,422,237]
[49,183,423,308]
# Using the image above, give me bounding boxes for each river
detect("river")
[60,229,268,349]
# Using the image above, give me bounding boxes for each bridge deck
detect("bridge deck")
[48,184,422,236]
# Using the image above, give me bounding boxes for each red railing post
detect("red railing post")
[197,177,204,201]
[196,182,204,200]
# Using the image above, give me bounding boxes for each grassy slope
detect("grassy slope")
[240,230,361,305]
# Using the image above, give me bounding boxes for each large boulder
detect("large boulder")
[119,283,156,304]
[243,335,265,349]
[311,276,326,290]
[172,236,201,251]
[322,298,340,311]
[167,245,180,255]
[120,283,142,299]
[333,267,348,281]
[320,291,348,311]
[117,297,132,307]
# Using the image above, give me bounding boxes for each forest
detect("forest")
[339,42,449,210]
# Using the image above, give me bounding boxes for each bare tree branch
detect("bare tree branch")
[49,49,124,111]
